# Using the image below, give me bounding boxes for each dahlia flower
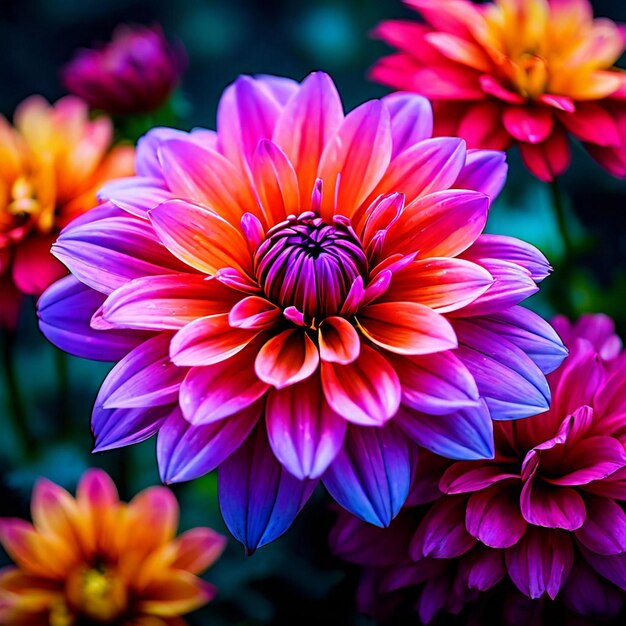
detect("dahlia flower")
[0,469,225,626]
[61,24,187,116]
[38,71,565,551]
[332,314,626,622]
[0,96,133,329]
[372,0,626,181]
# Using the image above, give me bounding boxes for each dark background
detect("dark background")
[0,1,625,624]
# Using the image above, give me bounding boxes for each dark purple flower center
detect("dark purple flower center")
[255,212,367,319]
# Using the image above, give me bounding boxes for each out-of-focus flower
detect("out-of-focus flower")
[38,71,565,552]
[372,0,626,181]
[61,24,187,116]
[0,469,225,626]
[332,314,626,623]
[0,96,134,329]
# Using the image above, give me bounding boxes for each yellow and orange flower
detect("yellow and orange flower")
[0,469,226,626]
[372,0,626,181]
[0,96,133,328]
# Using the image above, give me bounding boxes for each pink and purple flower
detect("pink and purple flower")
[38,72,565,551]
[332,314,626,622]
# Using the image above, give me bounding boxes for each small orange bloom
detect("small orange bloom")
[0,96,133,328]
[0,469,226,626]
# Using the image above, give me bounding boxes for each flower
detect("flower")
[0,469,226,626]
[61,24,187,116]
[38,71,566,552]
[372,0,626,181]
[0,96,134,329]
[332,314,626,623]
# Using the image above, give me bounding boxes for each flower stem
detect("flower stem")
[1,330,35,456]
[549,178,576,318]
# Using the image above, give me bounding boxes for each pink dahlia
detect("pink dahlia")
[61,24,186,116]
[38,72,565,551]
[332,314,626,622]
[372,0,626,181]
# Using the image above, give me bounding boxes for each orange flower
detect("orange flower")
[0,96,133,328]
[0,469,226,626]
[372,0,626,181]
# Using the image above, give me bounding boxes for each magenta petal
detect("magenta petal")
[453,149,507,200]
[135,127,199,178]
[575,495,626,555]
[581,548,626,592]
[97,332,183,410]
[395,401,494,460]
[218,424,316,552]
[520,476,586,530]
[318,317,360,364]
[266,376,347,479]
[562,561,624,619]
[179,344,269,425]
[321,345,401,426]
[322,423,410,527]
[460,548,506,592]
[441,462,519,494]
[158,402,261,483]
[100,274,240,331]
[37,275,148,362]
[52,212,189,295]
[466,481,527,548]
[390,351,479,415]
[506,528,574,600]
[410,495,476,559]
[502,106,554,144]
[382,92,433,158]
[97,176,173,219]
[93,403,175,452]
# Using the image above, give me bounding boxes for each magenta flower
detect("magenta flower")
[38,72,564,551]
[332,314,626,622]
[61,24,186,116]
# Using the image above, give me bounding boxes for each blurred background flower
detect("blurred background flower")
[0,96,133,329]
[0,468,225,626]
[61,23,187,117]
[372,0,626,182]
[331,314,626,624]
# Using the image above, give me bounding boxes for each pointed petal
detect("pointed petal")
[322,423,410,527]
[575,495,626,556]
[228,296,281,330]
[158,403,261,483]
[218,425,316,552]
[318,317,360,364]
[441,462,519,494]
[321,345,401,426]
[98,176,173,218]
[255,329,319,388]
[453,149,508,200]
[266,375,347,479]
[383,93,433,157]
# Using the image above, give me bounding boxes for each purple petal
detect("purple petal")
[460,548,507,592]
[581,547,626,592]
[97,176,173,219]
[52,213,188,294]
[157,402,261,483]
[562,561,624,619]
[266,376,347,479]
[382,92,433,158]
[410,495,476,559]
[93,403,175,452]
[506,528,574,600]
[218,425,316,552]
[322,423,410,527]
[575,495,626,555]
[96,332,183,410]
[395,401,495,460]
[135,127,198,178]
[453,318,551,420]
[454,149,508,200]
[37,275,148,362]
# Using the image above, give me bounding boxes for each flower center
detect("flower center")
[255,212,367,319]
[64,566,128,624]
[512,52,549,99]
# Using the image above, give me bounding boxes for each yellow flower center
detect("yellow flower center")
[49,601,75,626]
[8,175,40,218]
[511,52,549,99]
[65,566,128,624]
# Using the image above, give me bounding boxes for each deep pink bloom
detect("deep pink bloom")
[61,24,186,116]
[38,72,564,551]
[332,314,626,622]
[372,0,626,181]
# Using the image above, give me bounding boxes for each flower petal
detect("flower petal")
[321,345,401,426]
[358,302,457,355]
[98,176,172,218]
[520,477,586,530]
[322,423,410,527]
[218,425,316,553]
[318,317,360,364]
[266,375,347,479]
[575,495,626,556]
[453,149,508,200]
[158,403,261,483]
[255,329,319,388]
[502,106,555,144]
[383,92,433,157]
